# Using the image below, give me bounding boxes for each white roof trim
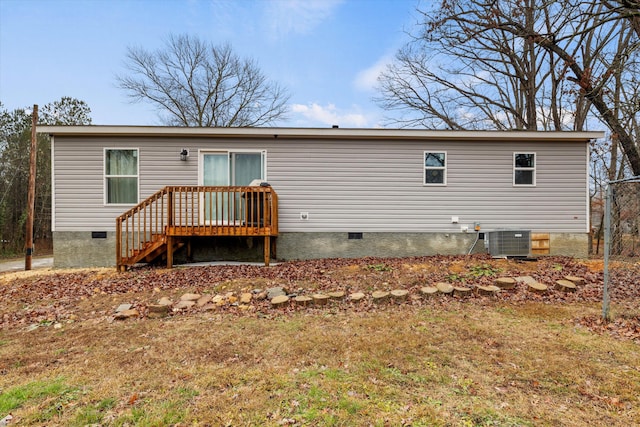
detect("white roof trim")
[36,125,604,142]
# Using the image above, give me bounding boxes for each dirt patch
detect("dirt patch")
[581,259,640,272]
[0,266,115,284]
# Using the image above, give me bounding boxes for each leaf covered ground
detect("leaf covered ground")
[1,255,639,342]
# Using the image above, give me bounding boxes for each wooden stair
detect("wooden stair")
[120,235,186,268]
[118,234,187,270]
[116,185,279,271]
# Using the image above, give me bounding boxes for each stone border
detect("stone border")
[110,275,587,320]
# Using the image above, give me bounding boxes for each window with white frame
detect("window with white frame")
[514,152,535,186]
[105,148,138,204]
[200,150,266,186]
[200,150,266,223]
[424,151,446,185]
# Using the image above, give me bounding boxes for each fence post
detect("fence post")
[602,182,611,321]
[602,176,640,321]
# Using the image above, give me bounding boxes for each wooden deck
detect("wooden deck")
[116,185,278,271]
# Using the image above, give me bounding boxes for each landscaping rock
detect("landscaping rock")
[240,293,252,304]
[312,294,330,305]
[349,292,366,302]
[115,303,132,313]
[328,291,345,300]
[174,300,196,310]
[271,295,289,307]
[435,282,454,294]
[180,293,201,301]
[420,286,438,298]
[158,297,173,306]
[555,280,577,292]
[515,276,538,285]
[114,309,139,320]
[527,282,548,293]
[452,286,472,297]
[564,276,585,286]
[147,304,169,318]
[294,295,313,306]
[495,277,516,290]
[372,290,390,303]
[267,287,286,299]
[196,295,212,307]
[475,285,500,296]
[390,289,409,301]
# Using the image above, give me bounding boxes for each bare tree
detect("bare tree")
[377,0,640,176]
[377,0,565,130]
[117,35,290,127]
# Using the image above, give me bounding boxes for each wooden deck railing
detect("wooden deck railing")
[116,185,278,270]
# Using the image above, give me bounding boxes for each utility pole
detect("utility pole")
[25,104,38,270]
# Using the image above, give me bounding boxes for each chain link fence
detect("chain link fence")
[603,176,640,320]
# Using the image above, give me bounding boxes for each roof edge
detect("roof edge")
[36,125,605,141]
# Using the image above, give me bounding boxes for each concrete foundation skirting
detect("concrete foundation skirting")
[53,231,117,268]
[53,231,589,268]
[52,232,267,268]
[276,232,589,260]
[276,232,485,261]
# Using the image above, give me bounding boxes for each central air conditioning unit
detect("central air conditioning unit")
[485,230,531,257]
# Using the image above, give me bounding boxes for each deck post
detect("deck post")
[167,235,173,268]
[271,236,277,259]
[264,235,270,266]
[116,217,122,271]
[167,187,174,269]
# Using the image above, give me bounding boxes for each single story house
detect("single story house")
[37,126,604,268]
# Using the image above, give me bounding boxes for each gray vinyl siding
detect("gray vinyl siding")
[54,137,198,231]
[268,140,587,233]
[53,136,588,234]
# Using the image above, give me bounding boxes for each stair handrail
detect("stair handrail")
[116,186,170,270]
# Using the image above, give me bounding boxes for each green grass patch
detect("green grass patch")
[366,263,393,272]
[112,399,187,426]
[70,398,117,426]
[0,377,76,414]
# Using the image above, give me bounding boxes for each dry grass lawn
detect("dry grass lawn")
[0,257,639,426]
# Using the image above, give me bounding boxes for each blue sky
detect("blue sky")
[0,0,420,127]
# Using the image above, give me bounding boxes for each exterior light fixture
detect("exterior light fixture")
[180,148,189,161]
